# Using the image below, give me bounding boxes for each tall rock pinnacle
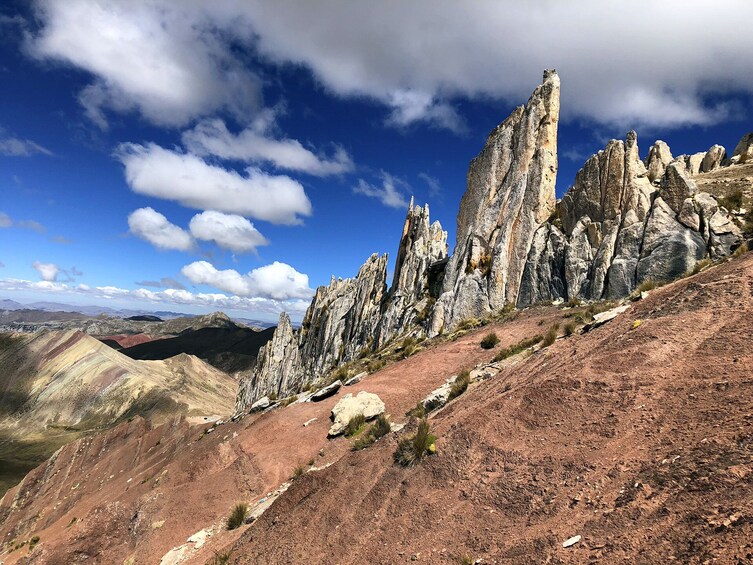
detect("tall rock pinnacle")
[430,70,560,334]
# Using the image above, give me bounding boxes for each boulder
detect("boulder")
[701,145,726,172]
[645,140,673,183]
[328,391,385,436]
[344,371,368,386]
[731,132,753,163]
[249,396,271,413]
[311,381,342,402]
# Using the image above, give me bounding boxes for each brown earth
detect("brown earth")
[3,253,753,564]
[99,333,161,349]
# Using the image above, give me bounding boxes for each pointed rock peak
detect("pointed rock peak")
[732,132,753,163]
[645,140,674,183]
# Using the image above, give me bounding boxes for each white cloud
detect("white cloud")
[127,207,194,251]
[235,1,753,130]
[182,260,313,301]
[182,114,354,176]
[32,261,59,281]
[116,143,312,225]
[0,277,311,318]
[353,172,410,209]
[0,212,46,232]
[189,210,268,253]
[418,173,441,198]
[0,212,11,228]
[28,0,261,128]
[0,137,52,157]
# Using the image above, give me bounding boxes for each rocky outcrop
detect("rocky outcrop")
[236,312,301,409]
[732,132,753,163]
[645,140,673,183]
[430,69,560,335]
[328,391,385,437]
[376,198,447,346]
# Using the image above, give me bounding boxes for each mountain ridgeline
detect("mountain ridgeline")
[237,70,752,412]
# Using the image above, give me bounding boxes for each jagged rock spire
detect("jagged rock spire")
[430,69,560,335]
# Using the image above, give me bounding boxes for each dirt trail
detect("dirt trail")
[0,301,564,564]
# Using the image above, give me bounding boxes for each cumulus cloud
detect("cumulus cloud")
[32,261,59,281]
[189,210,268,253]
[128,207,194,251]
[0,137,52,157]
[0,277,311,318]
[353,172,410,209]
[136,277,186,290]
[182,260,313,301]
[116,143,312,225]
[28,0,261,128]
[182,114,354,176]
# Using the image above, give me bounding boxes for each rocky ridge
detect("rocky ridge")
[238,69,751,410]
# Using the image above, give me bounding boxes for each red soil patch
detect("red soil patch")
[100,333,161,348]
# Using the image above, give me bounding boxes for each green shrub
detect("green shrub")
[457,317,481,331]
[345,413,367,437]
[406,402,426,419]
[292,465,305,479]
[367,358,386,373]
[394,419,436,467]
[352,414,391,451]
[400,336,418,359]
[563,321,576,336]
[480,332,500,349]
[542,324,559,347]
[448,370,470,401]
[492,334,543,362]
[28,536,40,551]
[226,502,248,530]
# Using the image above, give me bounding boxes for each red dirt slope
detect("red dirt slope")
[225,253,753,564]
[0,303,565,564]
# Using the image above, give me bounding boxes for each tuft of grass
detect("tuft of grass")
[689,257,713,276]
[635,279,659,293]
[406,402,426,419]
[492,334,543,362]
[480,332,500,349]
[733,241,749,257]
[292,465,305,479]
[565,296,582,308]
[280,395,298,407]
[563,321,576,336]
[400,336,418,359]
[28,536,40,551]
[268,391,277,402]
[67,517,77,528]
[207,550,232,565]
[352,414,391,451]
[345,413,367,437]
[226,502,248,530]
[718,189,744,211]
[457,317,481,331]
[542,324,559,347]
[367,358,387,373]
[394,419,437,467]
[459,557,474,565]
[448,370,470,401]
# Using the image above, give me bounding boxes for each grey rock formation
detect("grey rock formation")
[376,198,447,346]
[701,145,726,172]
[732,132,753,163]
[430,69,560,335]
[645,140,673,183]
[328,391,385,437]
[236,312,301,411]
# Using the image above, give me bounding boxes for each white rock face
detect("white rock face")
[645,140,673,183]
[328,391,385,437]
[431,69,560,335]
[731,132,753,163]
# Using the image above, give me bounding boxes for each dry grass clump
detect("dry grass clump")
[207,550,232,565]
[563,321,577,336]
[226,502,248,530]
[542,324,559,347]
[292,465,305,479]
[492,334,543,362]
[394,419,436,467]
[345,413,367,437]
[480,332,500,349]
[718,189,744,211]
[448,370,470,401]
[733,241,749,257]
[352,414,391,451]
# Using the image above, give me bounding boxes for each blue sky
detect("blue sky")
[1,1,752,322]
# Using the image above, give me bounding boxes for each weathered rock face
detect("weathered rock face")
[430,69,560,335]
[520,132,744,304]
[732,132,753,163]
[236,312,302,409]
[328,391,385,437]
[376,198,447,346]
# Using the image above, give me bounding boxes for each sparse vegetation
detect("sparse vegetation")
[394,419,436,467]
[492,334,544,362]
[406,402,426,419]
[280,395,298,407]
[28,535,40,550]
[400,336,418,359]
[226,502,248,530]
[689,258,713,276]
[718,189,744,211]
[480,332,500,349]
[563,321,576,336]
[542,324,559,346]
[292,465,306,479]
[565,296,582,308]
[733,241,749,257]
[268,391,277,402]
[207,550,232,565]
[367,358,386,373]
[448,370,470,401]
[345,413,367,437]
[457,317,481,331]
[352,414,391,450]
[67,517,77,528]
